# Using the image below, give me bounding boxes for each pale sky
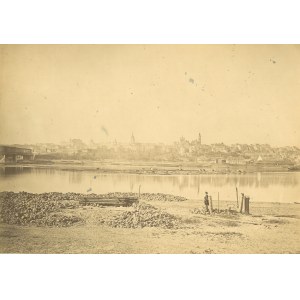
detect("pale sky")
[0,45,299,146]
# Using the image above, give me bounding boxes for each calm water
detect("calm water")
[0,167,299,203]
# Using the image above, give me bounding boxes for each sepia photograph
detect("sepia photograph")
[0,44,299,254]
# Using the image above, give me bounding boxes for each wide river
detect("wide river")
[0,167,299,203]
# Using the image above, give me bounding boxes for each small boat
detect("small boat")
[79,196,139,207]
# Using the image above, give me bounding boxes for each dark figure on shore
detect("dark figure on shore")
[204,192,209,212]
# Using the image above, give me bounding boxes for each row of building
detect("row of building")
[5,134,300,165]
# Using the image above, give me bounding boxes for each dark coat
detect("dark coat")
[204,194,209,205]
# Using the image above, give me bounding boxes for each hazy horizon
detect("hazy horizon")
[3,136,300,148]
[1,45,299,147]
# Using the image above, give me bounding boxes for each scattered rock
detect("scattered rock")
[190,206,239,216]
[190,207,209,215]
[0,192,83,226]
[203,248,214,254]
[97,192,187,202]
[106,202,180,229]
[0,191,185,227]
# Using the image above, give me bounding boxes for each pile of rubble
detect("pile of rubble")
[0,192,83,226]
[90,192,187,202]
[190,207,211,215]
[190,207,239,216]
[140,193,187,202]
[0,191,186,227]
[106,202,180,229]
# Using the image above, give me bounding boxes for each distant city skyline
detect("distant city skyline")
[1,45,299,147]
[6,133,300,149]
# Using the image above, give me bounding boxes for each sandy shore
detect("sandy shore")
[1,192,299,254]
[2,159,292,175]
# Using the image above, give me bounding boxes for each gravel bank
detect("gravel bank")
[0,191,186,227]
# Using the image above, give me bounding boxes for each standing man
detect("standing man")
[204,192,209,212]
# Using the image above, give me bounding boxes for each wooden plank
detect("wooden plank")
[83,197,138,202]
[79,196,138,207]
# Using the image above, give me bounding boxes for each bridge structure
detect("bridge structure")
[0,145,35,163]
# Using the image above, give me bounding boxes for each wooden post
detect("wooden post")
[218,192,219,213]
[236,187,239,208]
[244,196,250,214]
[240,194,244,213]
[209,196,213,214]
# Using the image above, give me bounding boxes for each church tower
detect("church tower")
[198,133,202,145]
[130,132,135,144]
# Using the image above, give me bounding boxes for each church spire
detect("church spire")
[130,132,135,144]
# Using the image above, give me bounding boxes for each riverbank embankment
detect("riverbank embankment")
[1,192,299,253]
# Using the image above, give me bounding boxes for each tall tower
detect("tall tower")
[130,132,135,144]
[198,133,202,145]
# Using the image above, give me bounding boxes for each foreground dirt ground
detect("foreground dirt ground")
[1,197,299,254]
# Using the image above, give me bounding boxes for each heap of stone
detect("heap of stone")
[90,192,187,202]
[190,207,239,215]
[0,192,83,226]
[106,202,180,229]
[190,207,210,215]
[140,193,187,202]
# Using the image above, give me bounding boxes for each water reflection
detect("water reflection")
[0,167,299,203]
[68,171,83,184]
[103,173,298,189]
[0,166,33,175]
